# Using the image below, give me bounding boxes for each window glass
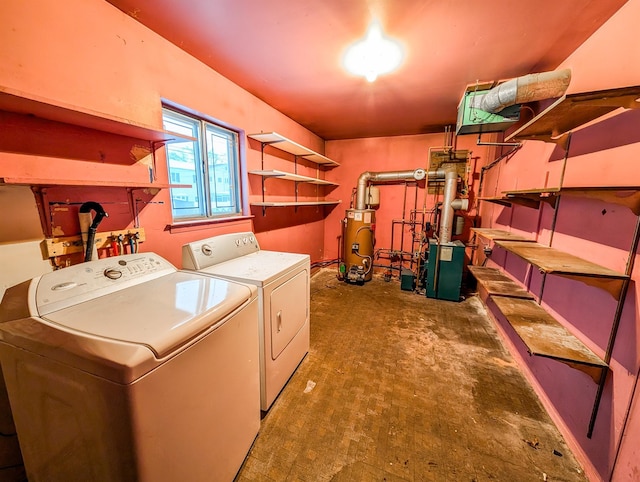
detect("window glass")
[162,108,243,221]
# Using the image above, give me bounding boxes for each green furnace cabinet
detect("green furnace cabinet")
[425,240,465,301]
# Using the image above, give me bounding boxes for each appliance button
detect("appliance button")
[51,282,78,291]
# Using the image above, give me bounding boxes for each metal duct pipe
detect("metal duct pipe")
[355,168,441,210]
[439,169,458,243]
[472,68,571,114]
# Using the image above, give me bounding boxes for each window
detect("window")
[162,107,243,221]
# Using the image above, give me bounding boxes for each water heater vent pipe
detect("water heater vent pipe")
[439,168,459,244]
[355,168,442,210]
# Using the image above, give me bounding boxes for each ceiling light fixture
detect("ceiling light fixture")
[343,19,403,83]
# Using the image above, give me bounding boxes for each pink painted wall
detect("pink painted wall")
[1,0,639,479]
[0,0,330,268]
[477,1,640,480]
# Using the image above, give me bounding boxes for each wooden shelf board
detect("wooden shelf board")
[248,132,339,166]
[479,196,540,209]
[491,295,607,381]
[495,240,627,279]
[505,86,640,144]
[468,266,534,299]
[490,186,640,214]
[471,228,534,242]
[479,196,513,207]
[558,187,640,215]
[0,177,179,190]
[251,200,341,207]
[0,86,194,144]
[249,170,338,185]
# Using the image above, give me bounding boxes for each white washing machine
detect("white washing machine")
[0,253,260,482]
[182,232,310,411]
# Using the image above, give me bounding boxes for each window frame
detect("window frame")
[161,103,249,225]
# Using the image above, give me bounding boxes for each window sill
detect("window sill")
[166,215,254,233]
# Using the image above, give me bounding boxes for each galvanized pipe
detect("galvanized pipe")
[355,168,437,210]
[472,68,571,114]
[439,168,458,243]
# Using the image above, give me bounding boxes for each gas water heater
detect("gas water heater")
[343,208,376,283]
[342,169,427,284]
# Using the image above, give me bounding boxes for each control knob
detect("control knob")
[104,268,123,280]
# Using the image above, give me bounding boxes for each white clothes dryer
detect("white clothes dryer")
[0,253,260,482]
[183,232,310,411]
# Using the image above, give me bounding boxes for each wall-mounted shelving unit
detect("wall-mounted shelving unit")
[494,240,628,300]
[0,86,194,146]
[481,186,640,215]
[470,227,533,242]
[248,132,340,166]
[248,132,341,214]
[505,85,640,147]
[0,85,194,168]
[249,169,338,186]
[474,86,640,437]
[0,176,189,191]
[469,265,607,383]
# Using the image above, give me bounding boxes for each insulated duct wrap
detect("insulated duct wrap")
[472,69,571,114]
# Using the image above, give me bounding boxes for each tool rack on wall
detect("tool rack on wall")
[471,84,640,437]
[248,132,341,215]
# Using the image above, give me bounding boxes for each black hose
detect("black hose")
[79,202,108,262]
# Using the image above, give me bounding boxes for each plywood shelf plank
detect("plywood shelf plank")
[251,200,341,207]
[248,132,339,166]
[495,240,627,299]
[484,186,640,214]
[0,86,194,144]
[471,228,534,242]
[491,296,607,382]
[505,86,640,145]
[0,177,186,190]
[249,170,338,185]
[468,266,534,299]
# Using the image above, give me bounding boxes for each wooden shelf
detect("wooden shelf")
[0,177,187,191]
[482,187,640,214]
[0,86,194,145]
[491,296,607,382]
[495,240,628,299]
[251,200,341,207]
[479,195,541,209]
[468,266,534,299]
[505,85,640,146]
[248,132,339,166]
[471,228,533,242]
[249,170,338,186]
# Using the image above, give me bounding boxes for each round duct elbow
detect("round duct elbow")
[475,68,572,114]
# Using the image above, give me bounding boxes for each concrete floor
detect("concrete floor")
[235,268,588,482]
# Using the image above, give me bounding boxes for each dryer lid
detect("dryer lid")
[199,250,309,285]
[41,271,255,358]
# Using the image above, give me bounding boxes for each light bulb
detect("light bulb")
[343,20,403,82]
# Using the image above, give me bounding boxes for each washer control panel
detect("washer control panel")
[182,232,260,270]
[35,253,175,315]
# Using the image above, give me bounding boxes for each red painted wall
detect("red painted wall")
[476,1,640,480]
[323,134,490,268]
[2,0,640,480]
[0,0,329,268]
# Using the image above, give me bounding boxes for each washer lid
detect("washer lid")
[41,271,254,358]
